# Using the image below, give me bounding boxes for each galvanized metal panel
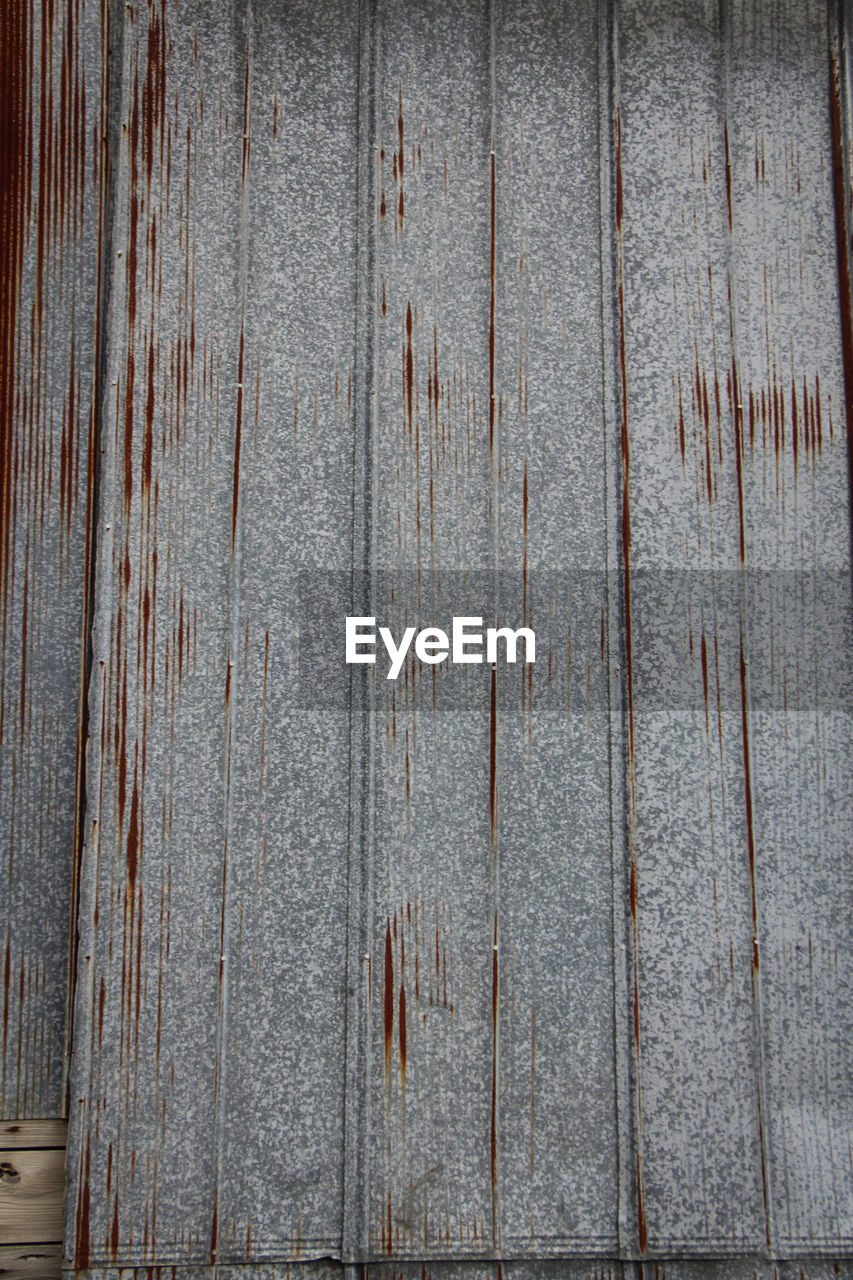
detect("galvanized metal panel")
[490,0,620,1253]
[727,0,853,1250]
[67,0,365,1266]
[365,0,498,1256]
[616,0,853,1256]
[363,0,622,1258]
[65,0,853,1272]
[67,0,248,1262]
[615,0,767,1251]
[64,1263,853,1280]
[0,0,108,1118]
[216,0,360,1256]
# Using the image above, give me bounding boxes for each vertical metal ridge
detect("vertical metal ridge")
[599,0,636,1260]
[487,0,503,1256]
[64,0,121,1124]
[607,0,647,1258]
[65,0,134,1263]
[342,0,378,1262]
[718,0,775,1254]
[210,0,254,1262]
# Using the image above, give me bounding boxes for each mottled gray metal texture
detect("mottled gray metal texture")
[0,0,108,1118]
[66,0,853,1274]
[218,0,359,1257]
[728,2,853,1251]
[67,0,250,1263]
[617,0,853,1256]
[63,1260,853,1280]
[364,0,620,1259]
[66,0,363,1266]
[616,0,766,1253]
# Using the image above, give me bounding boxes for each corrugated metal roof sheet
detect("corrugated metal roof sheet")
[0,0,841,1270]
[0,0,108,1120]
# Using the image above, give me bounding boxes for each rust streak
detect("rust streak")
[383,919,394,1071]
[405,302,413,435]
[489,665,497,848]
[490,910,499,1244]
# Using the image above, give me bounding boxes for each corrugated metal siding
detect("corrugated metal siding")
[617,0,853,1251]
[0,0,109,1119]
[57,0,853,1273]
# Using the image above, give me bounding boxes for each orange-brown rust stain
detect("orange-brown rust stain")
[636,1153,647,1253]
[522,456,528,620]
[126,768,140,894]
[384,918,394,1071]
[490,910,499,1244]
[489,665,497,849]
[404,302,414,436]
[397,90,405,225]
[614,110,634,780]
[0,0,31,631]
[2,0,111,1122]
[110,1193,121,1260]
[141,1,167,187]
[686,359,825,485]
[75,1136,92,1269]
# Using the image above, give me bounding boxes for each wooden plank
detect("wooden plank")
[0,1244,61,1280]
[0,1149,64,1244]
[0,1123,66,1151]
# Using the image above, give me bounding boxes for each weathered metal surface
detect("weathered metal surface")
[68,0,255,1262]
[216,0,359,1256]
[364,0,620,1259]
[729,1,853,1250]
[617,0,853,1254]
[66,0,361,1265]
[61,1261,853,1280]
[616,0,768,1252]
[65,0,853,1273]
[0,0,109,1119]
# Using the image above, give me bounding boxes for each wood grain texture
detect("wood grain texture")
[0,1123,66,1151]
[0,1149,64,1244]
[0,1244,61,1280]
